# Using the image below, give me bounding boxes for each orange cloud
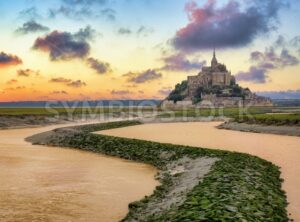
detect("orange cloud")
[0,52,22,68]
[6,79,18,85]
[49,77,87,88]
[17,69,40,77]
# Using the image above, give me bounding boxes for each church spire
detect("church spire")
[211,48,218,67]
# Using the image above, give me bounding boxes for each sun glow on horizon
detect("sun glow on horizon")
[1,0,300,102]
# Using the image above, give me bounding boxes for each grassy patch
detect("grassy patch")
[235,113,300,126]
[36,121,288,221]
[159,107,273,118]
[149,154,286,221]
[0,107,160,116]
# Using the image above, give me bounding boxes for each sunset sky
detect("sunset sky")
[1,0,300,101]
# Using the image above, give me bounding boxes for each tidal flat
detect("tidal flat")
[27,121,289,221]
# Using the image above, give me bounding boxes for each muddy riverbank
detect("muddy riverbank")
[219,121,300,136]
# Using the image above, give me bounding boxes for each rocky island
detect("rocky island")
[163,50,273,108]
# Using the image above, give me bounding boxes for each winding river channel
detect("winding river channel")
[99,122,300,222]
[0,123,158,222]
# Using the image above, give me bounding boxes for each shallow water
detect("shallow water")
[0,123,158,222]
[99,122,300,221]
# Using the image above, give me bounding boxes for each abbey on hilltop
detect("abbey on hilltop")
[187,49,236,98]
[163,50,273,108]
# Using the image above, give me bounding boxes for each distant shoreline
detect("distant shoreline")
[0,100,162,108]
[219,121,300,137]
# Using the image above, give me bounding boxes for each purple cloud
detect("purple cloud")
[236,67,268,84]
[50,77,72,83]
[50,77,86,88]
[236,48,299,84]
[17,69,40,77]
[0,52,22,68]
[173,0,287,51]
[33,30,90,61]
[86,57,111,74]
[123,69,162,84]
[111,90,131,95]
[161,53,206,71]
[67,80,87,88]
[51,90,68,95]
[158,87,173,96]
[251,48,299,67]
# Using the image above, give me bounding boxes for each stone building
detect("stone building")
[187,50,235,97]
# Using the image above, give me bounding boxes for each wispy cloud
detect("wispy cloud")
[67,80,87,88]
[111,90,132,95]
[50,77,72,83]
[50,78,87,88]
[73,25,97,41]
[100,8,116,21]
[236,67,269,84]
[118,28,132,35]
[86,57,111,74]
[117,26,154,37]
[161,53,206,71]
[236,47,299,83]
[49,0,113,20]
[15,20,49,35]
[6,79,18,85]
[17,69,40,77]
[51,90,68,95]
[18,7,41,20]
[158,87,172,96]
[137,26,154,37]
[123,69,162,84]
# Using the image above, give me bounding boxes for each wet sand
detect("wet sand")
[0,123,158,222]
[99,122,300,221]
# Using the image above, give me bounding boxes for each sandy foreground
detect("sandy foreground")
[98,122,300,221]
[0,121,158,222]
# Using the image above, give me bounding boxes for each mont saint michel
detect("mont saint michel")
[2,0,300,222]
[164,50,273,108]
